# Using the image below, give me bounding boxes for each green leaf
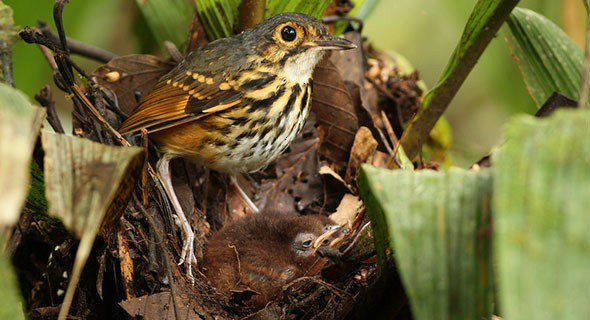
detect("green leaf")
[136,0,194,49]
[400,0,520,159]
[506,8,583,108]
[42,132,144,320]
[360,165,494,320]
[266,0,331,20]
[194,0,240,40]
[195,0,332,40]
[0,252,25,319]
[493,109,590,319]
[0,83,45,226]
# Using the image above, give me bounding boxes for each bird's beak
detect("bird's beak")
[302,37,356,50]
[312,225,342,249]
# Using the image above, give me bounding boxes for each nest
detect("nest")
[12,4,423,319]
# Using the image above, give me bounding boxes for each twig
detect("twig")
[141,129,150,207]
[286,277,354,300]
[70,84,131,146]
[229,244,243,287]
[342,221,371,255]
[133,196,182,320]
[239,0,265,31]
[53,0,73,80]
[366,75,405,128]
[38,21,116,63]
[37,44,58,70]
[164,41,183,63]
[35,85,65,133]
[380,111,403,169]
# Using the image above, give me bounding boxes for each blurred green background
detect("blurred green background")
[6,0,586,166]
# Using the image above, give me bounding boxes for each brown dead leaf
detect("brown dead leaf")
[372,151,391,168]
[312,57,359,166]
[92,54,174,114]
[345,126,378,184]
[0,84,46,226]
[120,291,204,320]
[329,194,363,227]
[319,165,351,192]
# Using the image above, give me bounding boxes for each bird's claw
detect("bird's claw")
[174,214,198,284]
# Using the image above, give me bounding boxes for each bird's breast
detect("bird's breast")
[215,80,312,173]
[155,80,312,174]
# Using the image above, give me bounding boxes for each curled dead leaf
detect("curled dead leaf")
[92,54,174,114]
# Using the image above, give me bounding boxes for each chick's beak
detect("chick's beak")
[302,36,356,50]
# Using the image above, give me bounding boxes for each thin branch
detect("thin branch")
[35,85,65,133]
[38,21,116,63]
[164,41,183,63]
[239,0,265,31]
[133,196,182,320]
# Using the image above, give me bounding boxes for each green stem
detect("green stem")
[400,0,520,159]
[579,18,590,109]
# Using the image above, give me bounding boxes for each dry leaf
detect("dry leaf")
[42,132,144,319]
[120,291,203,320]
[319,165,351,192]
[312,57,359,165]
[345,126,378,184]
[329,194,363,227]
[0,83,46,226]
[93,54,174,114]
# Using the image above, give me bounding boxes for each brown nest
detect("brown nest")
[12,4,423,319]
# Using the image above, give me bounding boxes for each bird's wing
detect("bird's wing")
[118,66,242,135]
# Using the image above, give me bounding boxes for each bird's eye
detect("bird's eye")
[302,240,313,248]
[281,26,297,42]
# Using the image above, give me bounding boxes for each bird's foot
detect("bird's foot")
[173,214,198,284]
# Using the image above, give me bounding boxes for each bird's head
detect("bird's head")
[288,214,340,258]
[243,12,356,83]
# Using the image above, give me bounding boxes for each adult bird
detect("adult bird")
[119,12,355,282]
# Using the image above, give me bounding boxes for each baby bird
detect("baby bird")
[203,213,337,309]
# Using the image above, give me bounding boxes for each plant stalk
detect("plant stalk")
[400,0,519,159]
[579,17,590,109]
[239,0,266,31]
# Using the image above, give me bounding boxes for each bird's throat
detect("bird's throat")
[283,49,325,85]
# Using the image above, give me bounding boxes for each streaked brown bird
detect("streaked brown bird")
[202,213,338,309]
[119,12,355,281]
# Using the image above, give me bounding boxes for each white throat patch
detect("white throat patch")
[283,49,324,85]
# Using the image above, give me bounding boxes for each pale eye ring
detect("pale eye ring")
[281,26,297,42]
[302,239,313,248]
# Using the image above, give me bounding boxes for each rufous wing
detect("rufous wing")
[118,69,242,135]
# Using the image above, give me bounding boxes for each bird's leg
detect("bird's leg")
[156,153,197,283]
[229,175,260,214]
